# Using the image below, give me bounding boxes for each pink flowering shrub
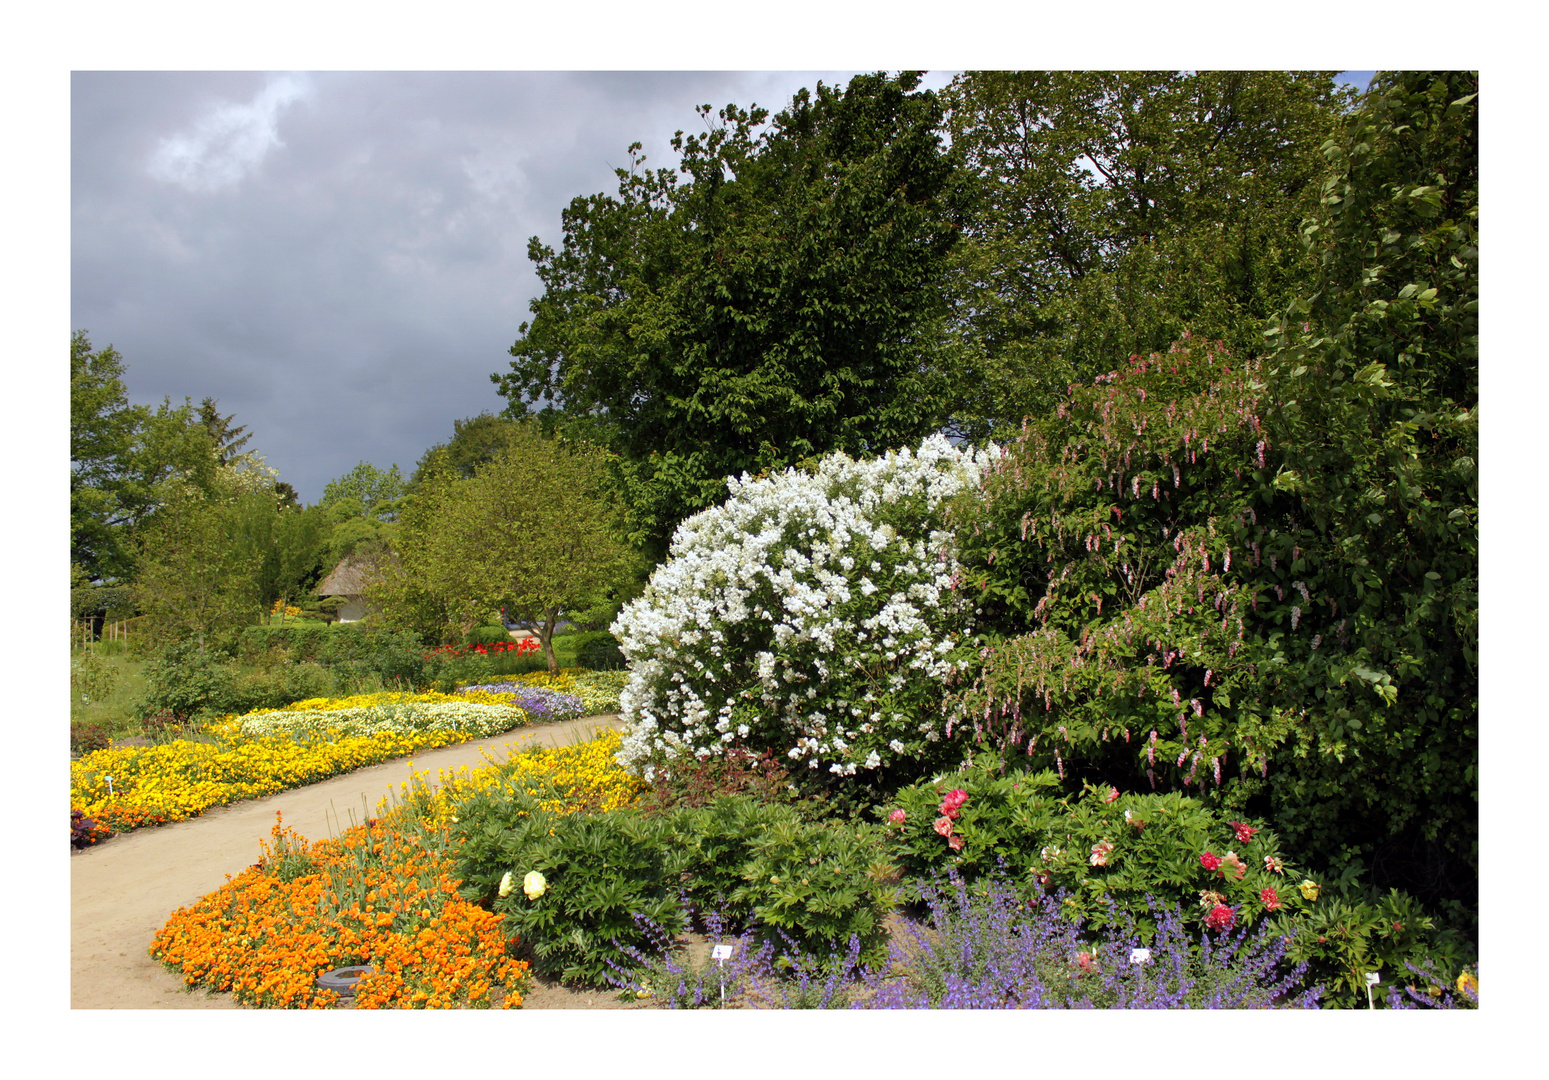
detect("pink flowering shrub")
[881,771,1316,936]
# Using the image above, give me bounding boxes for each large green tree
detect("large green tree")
[941,71,1355,438]
[378,424,639,669]
[132,479,264,652]
[409,413,527,487]
[71,332,223,585]
[493,71,964,559]
[316,460,406,567]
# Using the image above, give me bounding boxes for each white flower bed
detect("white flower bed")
[612,434,999,781]
[233,701,528,741]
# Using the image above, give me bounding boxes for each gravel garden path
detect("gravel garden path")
[71,715,625,1010]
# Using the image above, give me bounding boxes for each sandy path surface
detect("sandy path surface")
[71,715,623,1010]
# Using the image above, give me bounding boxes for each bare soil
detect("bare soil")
[70,715,627,1009]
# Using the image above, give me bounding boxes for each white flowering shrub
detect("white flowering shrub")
[612,435,999,784]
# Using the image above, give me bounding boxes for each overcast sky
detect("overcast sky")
[71,70,1383,504]
[72,69,1387,502]
[71,71,957,502]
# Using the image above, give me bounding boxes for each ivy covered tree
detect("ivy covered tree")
[493,71,964,559]
[947,72,1476,926]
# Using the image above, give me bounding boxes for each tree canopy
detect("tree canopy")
[948,71,1477,924]
[493,71,965,559]
[71,331,224,585]
[377,423,639,668]
[940,71,1355,438]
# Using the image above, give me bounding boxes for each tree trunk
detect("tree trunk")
[540,607,560,674]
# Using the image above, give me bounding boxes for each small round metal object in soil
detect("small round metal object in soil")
[317,965,374,998]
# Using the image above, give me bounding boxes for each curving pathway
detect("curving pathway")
[70,715,623,1009]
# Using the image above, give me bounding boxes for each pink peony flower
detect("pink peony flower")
[939,789,969,819]
[1261,887,1281,912]
[1102,786,1121,804]
[933,816,954,838]
[1204,904,1235,932]
[1230,821,1259,844]
[947,833,965,852]
[1199,851,1222,872]
[1264,855,1284,874]
[1089,840,1115,867]
[1219,851,1246,881]
[887,808,907,825]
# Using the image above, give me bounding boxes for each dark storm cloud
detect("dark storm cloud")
[73,70,946,502]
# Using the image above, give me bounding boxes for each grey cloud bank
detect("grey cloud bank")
[74,70,947,503]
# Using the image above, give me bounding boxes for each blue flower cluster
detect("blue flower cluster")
[459,683,585,725]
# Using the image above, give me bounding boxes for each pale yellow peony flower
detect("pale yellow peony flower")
[498,871,514,898]
[524,870,548,900]
[1299,879,1321,901]
[1456,971,1478,997]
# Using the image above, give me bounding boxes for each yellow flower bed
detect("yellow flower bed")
[74,728,471,833]
[388,728,645,829]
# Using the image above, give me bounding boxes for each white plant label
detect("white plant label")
[711,944,735,961]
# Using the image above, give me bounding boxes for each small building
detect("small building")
[315,554,382,623]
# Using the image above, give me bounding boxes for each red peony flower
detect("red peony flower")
[1199,851,1221,872]
[1260,887,1281,912]
[887,809,906,825]
[1231,821,1259,844]
[1103,786,1121,804]
[939,789,969,818]
[1204,904,1235,932]
[933,816,954,838]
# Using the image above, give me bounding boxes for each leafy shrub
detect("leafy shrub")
[140,709,193,743]
[881,769,1317,936]
[70,648,117,703]
[726,816,897,969]
[1273,883,1477,1009]
[856,870,1320,1009]
[950,71,1478,929]
[573,630,625,671]
[613,435,998,790]
[664,796,806,917]
[223,662,336,715]
[465,624,513,646]
[316,627,430,688]
[134,641,237,722]
[465,799,691,987]
[70,720,112,756]
[238,622,348,662]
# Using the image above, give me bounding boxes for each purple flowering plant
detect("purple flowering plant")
[854,869,1320,1009]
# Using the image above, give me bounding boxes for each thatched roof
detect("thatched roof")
[317,554,387,597]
